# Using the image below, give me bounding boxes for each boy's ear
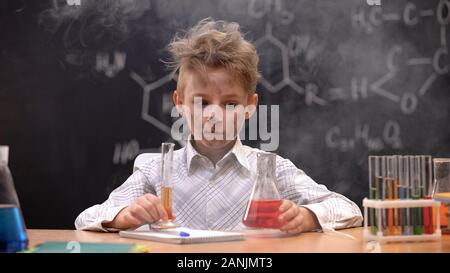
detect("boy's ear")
[173,90,184,115]
[245,93,259,119]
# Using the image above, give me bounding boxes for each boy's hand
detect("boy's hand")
[278,200,320,234]
[103,194,172,230]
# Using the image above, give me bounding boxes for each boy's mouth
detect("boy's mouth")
[204,131,224,136]
[207,124,224,134]
[210,128,223,134]
[203,130,229,141]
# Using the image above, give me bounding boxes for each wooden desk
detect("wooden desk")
[27,228,450,253]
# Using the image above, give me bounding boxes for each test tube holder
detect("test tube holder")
[363,198,442,243]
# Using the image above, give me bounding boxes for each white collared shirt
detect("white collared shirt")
[75,138,363,231]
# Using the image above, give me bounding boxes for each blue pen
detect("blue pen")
[167,230,190,237]
[179,231,190,237]
[154,229,190,237]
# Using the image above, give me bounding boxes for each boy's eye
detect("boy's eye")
[225,102,238,107]
[194,99,209,107]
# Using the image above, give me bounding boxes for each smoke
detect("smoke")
[38,0,152,49]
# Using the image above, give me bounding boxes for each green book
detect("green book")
[24,241,150,253]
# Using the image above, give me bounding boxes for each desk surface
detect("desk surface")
[27,228,450,253]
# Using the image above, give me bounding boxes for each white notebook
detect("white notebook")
[119,225,245,244]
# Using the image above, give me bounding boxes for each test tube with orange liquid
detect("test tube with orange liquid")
[151,143,178,229]
[398,155,412,235]
[386,156,402,235]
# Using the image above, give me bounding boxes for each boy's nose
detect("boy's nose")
[204,106,225,121]
[207,111,215,121]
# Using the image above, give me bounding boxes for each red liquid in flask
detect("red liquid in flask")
[243,199,286,228]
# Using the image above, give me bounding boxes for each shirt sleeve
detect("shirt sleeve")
[275,156,363,230]
[74,168,155,232]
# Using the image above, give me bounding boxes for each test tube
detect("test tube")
[422,155,434,234]
[368,156,379,199]
[398,155,411,235]
[410,155,424,235]
[161,142,175,220]
[423,156,433,197]
[368,156,378,234]
[380,156,387,235]
[150,142,177,230]
[386,156,401,235]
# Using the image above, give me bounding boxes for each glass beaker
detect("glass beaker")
[242,152,285,229]
[432,158,450,232]
[150,143,178,229]
[0,146,28,252]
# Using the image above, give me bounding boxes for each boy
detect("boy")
[75,18,362,233]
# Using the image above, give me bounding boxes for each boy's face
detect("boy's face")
[173,67,258,150]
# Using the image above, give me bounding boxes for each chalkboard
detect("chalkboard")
[0,0,449,228]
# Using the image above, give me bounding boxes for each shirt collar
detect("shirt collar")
[185,136,201,173]
[185,135,250,174]
[226,136,251,172]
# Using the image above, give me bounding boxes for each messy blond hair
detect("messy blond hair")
[167,18,260,95]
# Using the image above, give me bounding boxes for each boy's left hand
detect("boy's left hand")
[278,200,320,234]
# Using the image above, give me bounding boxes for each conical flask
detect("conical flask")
[0,146,28,252]
[243,152,286,229]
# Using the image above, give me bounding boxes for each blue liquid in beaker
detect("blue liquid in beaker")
[0,205,28,253]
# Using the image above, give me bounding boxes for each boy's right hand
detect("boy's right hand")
[103,194,171,230]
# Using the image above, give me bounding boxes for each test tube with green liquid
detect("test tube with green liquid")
[410,155,424,235]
